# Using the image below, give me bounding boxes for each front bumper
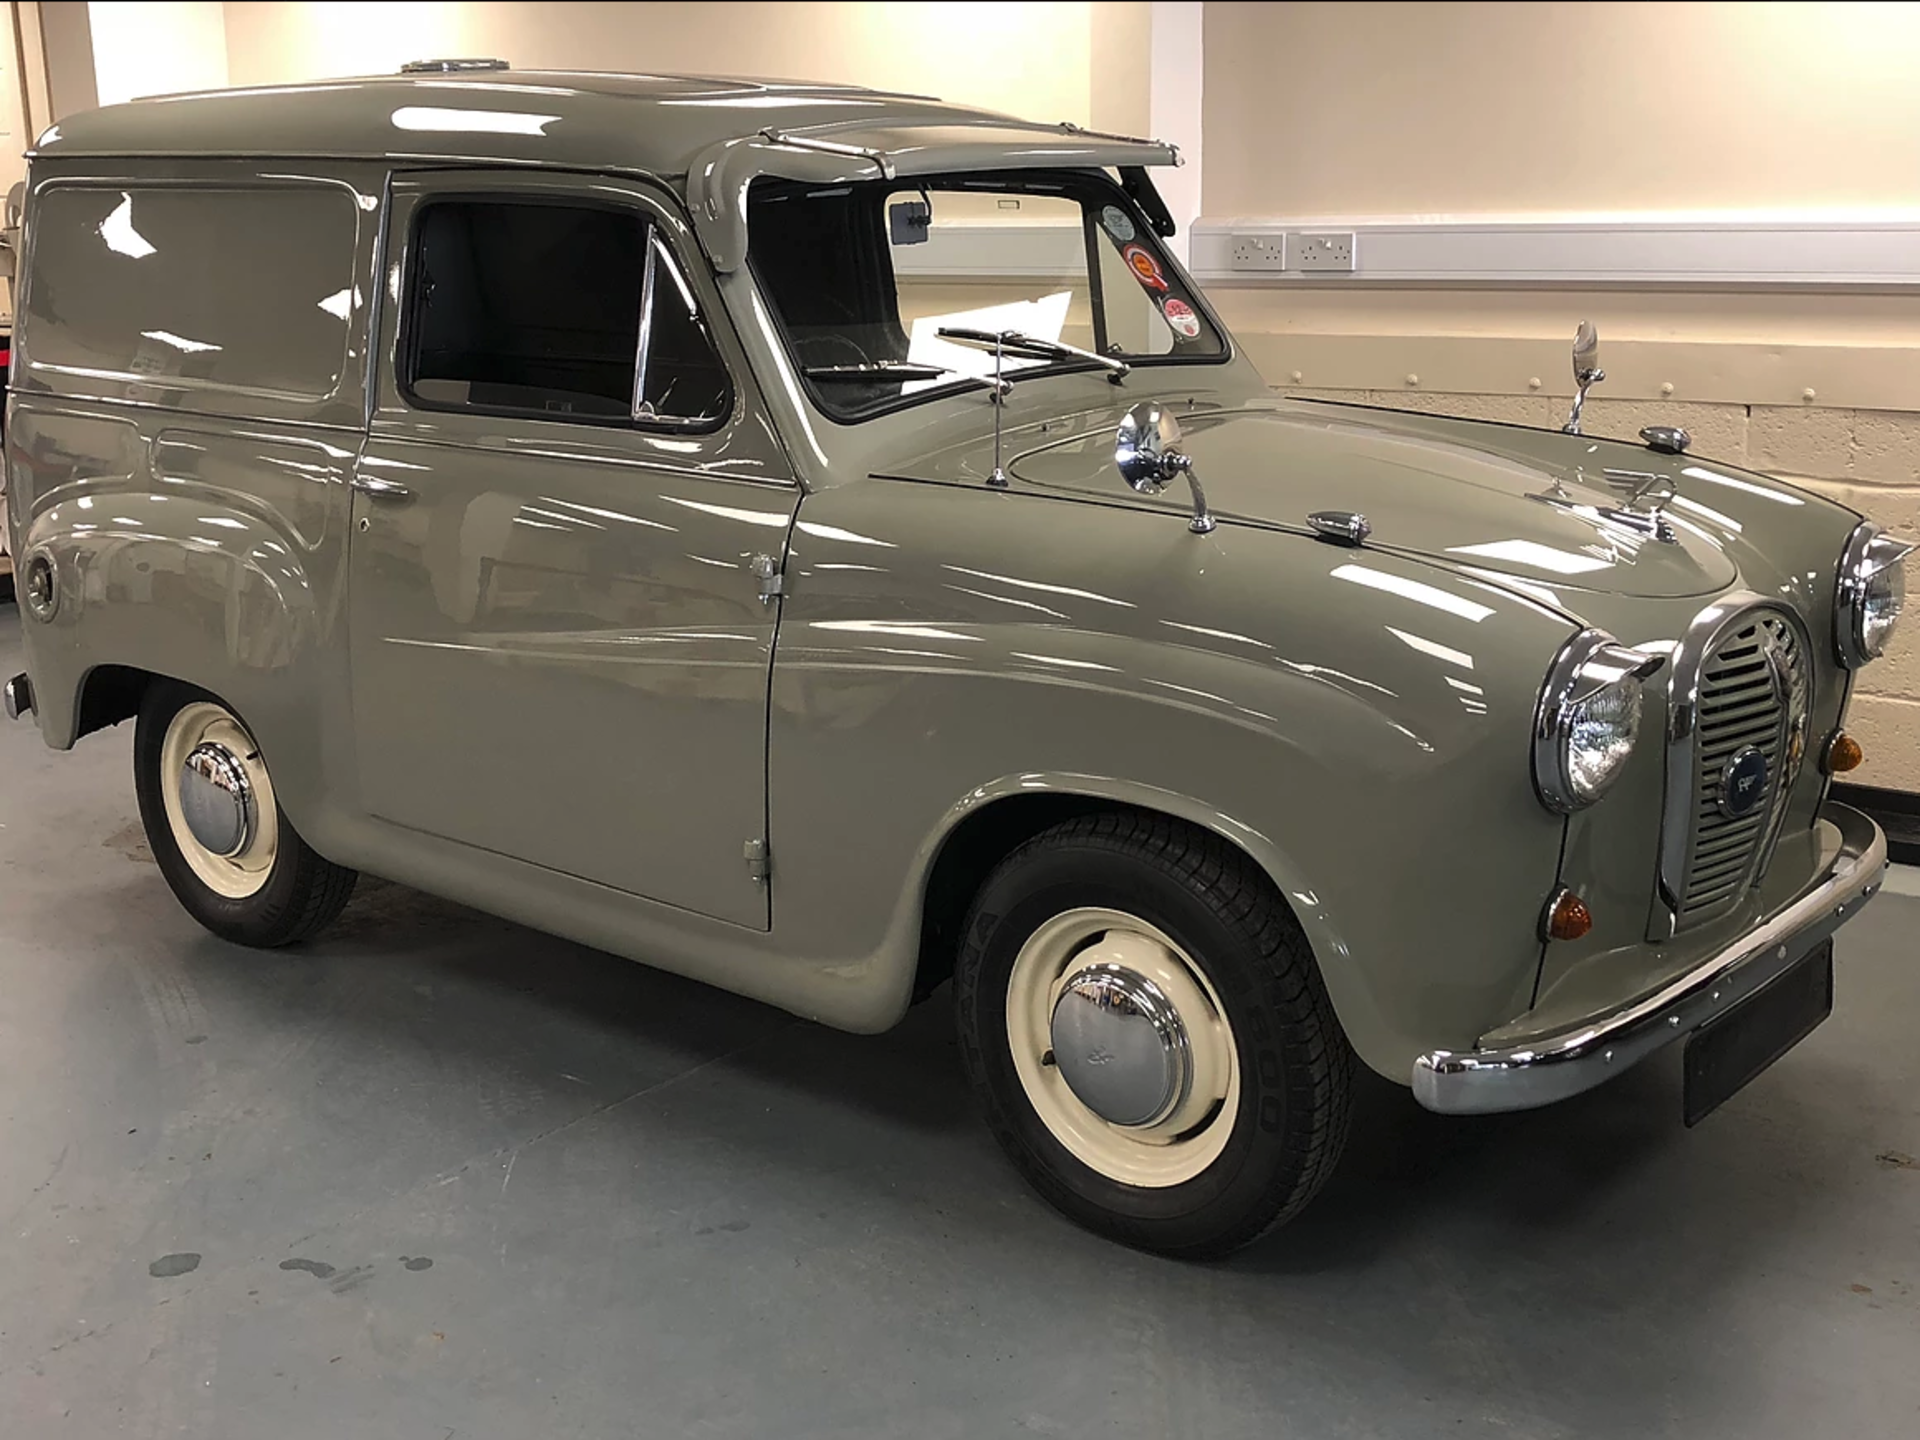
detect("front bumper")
[1412,801,1887,1115]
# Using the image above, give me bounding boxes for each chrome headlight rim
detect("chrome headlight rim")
[1834,519,1916,669]
[1532,628,1665,815]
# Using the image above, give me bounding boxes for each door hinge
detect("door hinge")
[744,837,771,883]
[749,552,785,603]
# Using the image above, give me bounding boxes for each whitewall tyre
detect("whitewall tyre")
[954,813,1353,1258]
[135,681,357,947]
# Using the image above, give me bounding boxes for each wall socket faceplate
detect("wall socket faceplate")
[1229,233,1288,271]
[1224,229,1357,274]
[1293,231,1357,272]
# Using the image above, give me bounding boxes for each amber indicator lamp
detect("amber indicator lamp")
[1542,887,1593,943]
[1825,730,1864,774]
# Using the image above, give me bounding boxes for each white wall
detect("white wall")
[221,1,1105,126]
[88,1,228,105]
[1203,1,1920,219]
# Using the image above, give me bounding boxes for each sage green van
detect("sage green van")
[2,64,1909,1256]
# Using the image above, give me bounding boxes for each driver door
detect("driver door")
[347,170,796,929]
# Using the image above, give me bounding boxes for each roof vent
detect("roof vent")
[400,58,510,74]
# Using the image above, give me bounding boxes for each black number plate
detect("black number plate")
[1682,939,1833,1127]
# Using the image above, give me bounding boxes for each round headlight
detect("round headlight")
[1533,630,1663,814]
[1565,680,1643,802]
[1860,552,1906,658]
[1835,521,1916,668]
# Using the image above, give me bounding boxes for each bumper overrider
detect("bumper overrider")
[1413,802,1887,1115]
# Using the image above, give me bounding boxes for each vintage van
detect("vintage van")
[2,64,1908,1256]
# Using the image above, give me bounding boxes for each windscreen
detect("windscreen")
[749,172,1225,421]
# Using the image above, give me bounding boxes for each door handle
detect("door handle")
[351,475,414,502]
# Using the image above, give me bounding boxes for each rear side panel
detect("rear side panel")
[6,158,386,831]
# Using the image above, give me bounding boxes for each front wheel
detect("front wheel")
[134,681,357,947]
[954,813,1353,1258]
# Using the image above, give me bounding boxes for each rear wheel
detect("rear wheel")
[954,813,1352,1258]
[134,681,356,946]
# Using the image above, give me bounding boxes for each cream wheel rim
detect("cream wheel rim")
[1006,906,1240,1188]
[159,701,280,899]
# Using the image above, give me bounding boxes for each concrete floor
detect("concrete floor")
[1,613,1917,1440]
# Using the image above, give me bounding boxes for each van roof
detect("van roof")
[33,69,1135,181]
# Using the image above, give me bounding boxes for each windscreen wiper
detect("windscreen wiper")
[801,359,1013,401]
[936,326,1130,380]
[802,360,969,382]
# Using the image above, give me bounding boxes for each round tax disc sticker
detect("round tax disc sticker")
[1101,205,1135,242]
[1162,296,1201,339]
[1123,243,1168,291]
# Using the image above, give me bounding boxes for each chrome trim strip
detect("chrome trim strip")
[1413,802,1886,1115]
[757,128,897,181]
[1651,589,1768,938]
[630,231,659,423]
[1058,120,1181,164]
[1752,613,1813,884]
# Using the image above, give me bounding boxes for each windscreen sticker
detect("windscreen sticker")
[1161,296,1201,339]
[1122,243,1168,292]
[1100,205,1136,243]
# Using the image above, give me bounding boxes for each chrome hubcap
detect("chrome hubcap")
[178,741,256,859]
[1050,963,1191,1127]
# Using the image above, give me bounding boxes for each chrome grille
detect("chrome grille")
[1677,611,1806,924]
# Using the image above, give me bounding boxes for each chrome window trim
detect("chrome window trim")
[630,229,660,422]
[1833,519,1916,669]
[1530,628,1665,814]
[1649,592,1812,939]
[629,233,731,433]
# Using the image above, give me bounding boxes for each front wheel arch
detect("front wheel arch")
[913,784,1334,1009]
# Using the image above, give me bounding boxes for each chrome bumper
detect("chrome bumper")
[1412,802,1887,1115]
[3,672,31,722]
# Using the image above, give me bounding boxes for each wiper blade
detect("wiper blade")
[802,359,1011,399]
[802,361,966,382]
[936,326,1130,379]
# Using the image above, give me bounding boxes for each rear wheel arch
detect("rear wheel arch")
[72,663,157,741]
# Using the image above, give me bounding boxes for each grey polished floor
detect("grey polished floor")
[1,614,1916,1440]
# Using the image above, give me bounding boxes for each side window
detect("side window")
[24,184,360,401]
[403,198,730,429]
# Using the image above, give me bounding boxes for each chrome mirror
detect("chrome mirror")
[1115,403,1215,534]
[1563,320,1605,435]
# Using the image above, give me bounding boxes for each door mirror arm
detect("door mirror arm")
[1116,403,1215,534]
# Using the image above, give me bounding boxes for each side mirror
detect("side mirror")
[1115,403,1184,494]
[1115,403,1215,534]
[1563,320,1606,434]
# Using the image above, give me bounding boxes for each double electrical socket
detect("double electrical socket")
[1229,234,1288,271]
[1228,230,1357,274]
